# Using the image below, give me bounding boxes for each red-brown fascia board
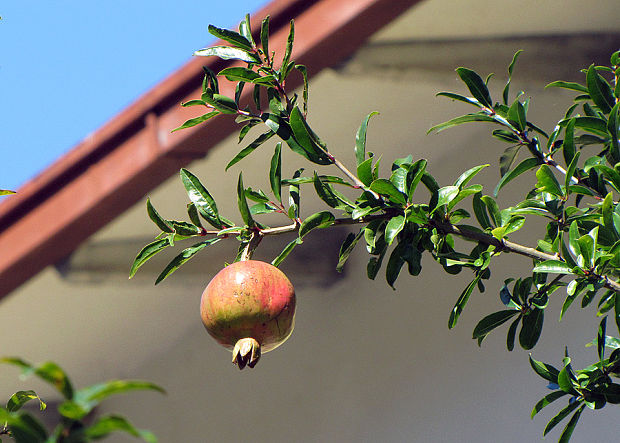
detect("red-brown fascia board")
[0,0,420,298]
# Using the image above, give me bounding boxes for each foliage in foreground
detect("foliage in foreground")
[130,14,620,440]
[0,358,163,442]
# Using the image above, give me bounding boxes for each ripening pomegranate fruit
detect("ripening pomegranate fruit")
[200,260,296,369]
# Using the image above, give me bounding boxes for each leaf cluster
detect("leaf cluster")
[0,358,163,442]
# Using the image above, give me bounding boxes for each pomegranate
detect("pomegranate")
[200,260,296,369]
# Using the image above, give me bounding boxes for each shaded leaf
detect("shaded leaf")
[225,130,274,170]
[270,142,282,202]
[272,238,302,267]
[456,67,492,107]
[586,64,614,113]
[531,391,567,419]
[336,229,364,272]
[529,355,560,383]
[448,272,483,329]
[237,173,255,228]
[473,310,520,342]
[519,309,544,350]
[85,414,157,442]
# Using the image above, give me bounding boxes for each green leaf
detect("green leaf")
[270,143,282,203]
[239,14,255,48]
[155,238,221,284]
[6,391,46,413]
[355,112,379,165]
[208,24,253,51]
[454,164,488,189]
[0,410,49,442]
[357,157,373,186]
[586,64,614,113]
[608,102,620,162]
[558,404,585,443]
[281,20,294,77]
[260,15,269,57]
[473,192,492,229]
[563,118,576,166]
[502,50,522,105]
[262,112,331,165]
[472,310,520,342]
[506,316,520,351]
[519,308,544,350]
[385,241,409,288]
[529,354,560,383]
[0,189,16,195]
[448,272,483,329]
[336,229,364,272]
[531,391,567,419]
[533,260,575,275]
[535,165,563,196]
[455,67,492,107]
[288,168,302,219]
[370,179,407,205]
[480,195,501,227]
[494,157,542,196]
[545,80,589,94]
[436,92,483,107]
[171,110,219,132]
[428,113,498,134]
[507,99,527,131]
[180,169,224,229]
[299,211,335,239]
[85,414,157,442]
[434,186,460,210]
[384,215,405,246]
[295,64,309,114]
[201,91,238,114]
[564,151,580,191]
[543,401,582,437]
[146,198,173,233]
[272,238,302,267]
[237,173,255,228]
[225,130,274,170]
[129,238,171,278]
[194,45,261,64]
[1,358,75,400]
[218,66,261,83]
[598,316,607,361]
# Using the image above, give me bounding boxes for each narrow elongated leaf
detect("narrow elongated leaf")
[563,117,576,166]
[180,169,224,228]
[239,14,254,47]
[449,272,483,329]
[502,50,522,105]
[281,20,294,77]
[473,192,492,229]
[507,99,527,131]
[454,164,488,188]
[270,143,282,202]
[558,405,585,443]
[598,316,607,361]
[545,81,588,94]
[288,168,302,219]
[272,238,302,267]
[428,113,497,134]
[494,157,541,196]
[299,211,335,238]
[519,308,544,350]
[295,64,309,114]
[146,199,173,233]
[543,400,582,437]
[171,110,219,132]
[507,316,520,351]
[456,67,492,107]
[129,238,171,278]
[586,64,614,113]
[85,414,157,442]
[473,310,520,342]
[260,16,269,56]
[336,229,364,272]
[194,46,261,64]
[355,112,379,165]
[436,92,482,107]
[208,24,253,51]
[0,189,16,195]
[155,238,221,284]
[225,130,274,170]
[531,391,567,419]
[533,260,575,274]
[237,173,255,228]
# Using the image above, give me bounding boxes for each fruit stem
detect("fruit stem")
[232,338,261,369]
[240,230,263,261]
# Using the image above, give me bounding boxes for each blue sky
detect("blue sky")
[1,1,269,191]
